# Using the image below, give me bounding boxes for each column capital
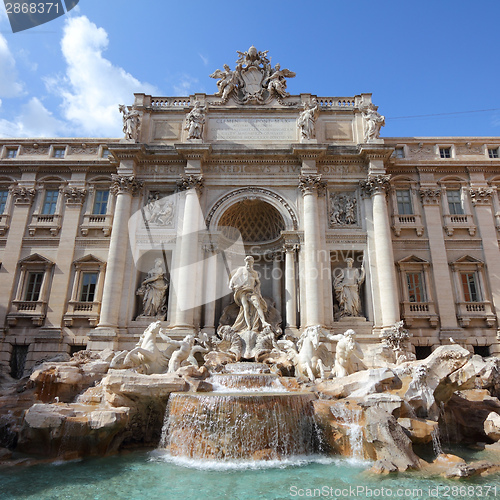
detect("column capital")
[419,188,442,205]
[470,187,494,206]
[64,187,87,205]
[359,174,391,197]
[110,174,143,196]
[11,186,35,205]
[202,242,218,253]
[298,174,326,196]
[283,241,300,253]
[177,174,204,194]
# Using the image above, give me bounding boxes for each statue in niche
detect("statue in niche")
[229,256,270,333]
[136,258,169,319]
[210,64,241,102]
[265,63,296,98]
[184,101,206,140]
[143,192,174,226]
[329,193,358,226]
[333,258,365,318]
[297,99,319,140]
[329,329,364,378]
[361,103,385,142]
[118,104,141,141]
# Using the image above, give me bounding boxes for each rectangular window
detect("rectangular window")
[393,147,405,159]
[0,190,8,214]
[10,345,29,380]
[53,148,65,159]
[440,147,451,158]
[396,189,413,215]
[6,148,18,158]
[25,272,44,301]
[461,272,480,302]
[102,148,110,159]
[79,272,98,302]
[92,190,109,215]
[488,148,499,159]
[407,272,425,302]
[447,189,464,215]
[42,190,59,215]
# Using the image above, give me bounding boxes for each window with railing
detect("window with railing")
[396,189,413,215]
[41,189,59,215]
[92,190,109,215]
[25,272,44,301]
[461,272,481,302]
[407,272,426,303]
[447,189,464,215]
[80,272,98,302]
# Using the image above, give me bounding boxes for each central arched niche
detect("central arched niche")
[216,199,286,326]
[218,199,285,244]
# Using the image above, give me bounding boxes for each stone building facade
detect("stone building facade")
[1,48,499,375]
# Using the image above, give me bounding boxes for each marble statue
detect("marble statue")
[329,329,364,378]
[118,104,141,141]
[184,101,206,140]
[210,64,240,102]
[333,258,365,317]
[382,321,416,364]
[136,259,169,318]
[297,99,319,139]
[167,335,196,373]
[361,103,385,142]
[110,321,169,375]
[229,256,270,333]
[143,193,174,226]
[280,325,335,381]
[265,63,296,98]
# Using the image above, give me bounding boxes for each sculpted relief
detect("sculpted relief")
[210,46,295,104]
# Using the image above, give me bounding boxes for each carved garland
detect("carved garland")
[11,186,36,205]
[110,175,143,196]
[469,187,494,206]
[206,187,299,230]
[64,187,87,205]
[419,188,442,205]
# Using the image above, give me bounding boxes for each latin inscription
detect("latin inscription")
[205,164,301,174]
[209,118,297,142]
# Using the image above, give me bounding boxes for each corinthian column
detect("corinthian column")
[299,174,327,327]
[360,174,399,328]
[171,174,204,330]
[96,174,142,332]
[283,241,299,333]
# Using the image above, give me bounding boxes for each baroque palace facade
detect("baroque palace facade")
[1,47,500,376]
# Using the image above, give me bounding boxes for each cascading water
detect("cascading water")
[158,363,319,461]
[329,403,365,460]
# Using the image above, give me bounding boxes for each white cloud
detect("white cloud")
[0,33,25,98]
[49,16,158,136]
[173,74,199,96]
[199,53,209,66]
[0,97,65,137]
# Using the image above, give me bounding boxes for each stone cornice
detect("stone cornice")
[292,145,328,160]
[175,144,212,160]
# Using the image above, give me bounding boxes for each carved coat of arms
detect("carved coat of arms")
[210,46,296,105]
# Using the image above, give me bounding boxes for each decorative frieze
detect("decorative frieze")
[298,175,326,196]
[64,187,87,205]
[110,175,143,196]
[23,145,49,155]
[419,188,441,205]
[177,174,204,194]
[469,188,494,206]
[359,174,390,196]
[11,186,35,205]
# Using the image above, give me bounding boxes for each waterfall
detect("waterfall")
[329,404,365,460]
[431,427,443,457]
[158,363,318,461]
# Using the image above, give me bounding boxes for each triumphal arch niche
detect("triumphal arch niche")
[92,45,395,349]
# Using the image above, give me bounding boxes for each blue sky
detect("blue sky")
[1,0,499,139]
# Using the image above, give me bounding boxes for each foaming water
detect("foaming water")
[208,373,289,393]
[150,449,341,471]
